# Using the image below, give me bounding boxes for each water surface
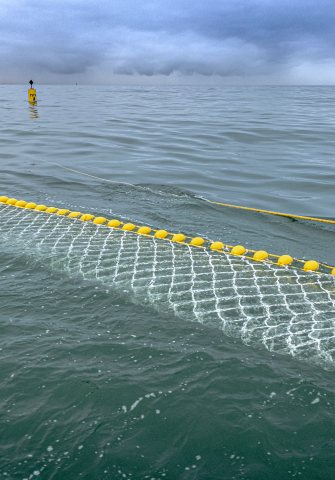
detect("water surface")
[0,85,335,479]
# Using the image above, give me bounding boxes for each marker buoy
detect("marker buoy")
[28,79,37,104]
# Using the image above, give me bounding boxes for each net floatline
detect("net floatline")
[0,201,335,366]
[1,196,334,275]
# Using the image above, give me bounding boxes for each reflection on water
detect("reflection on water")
[29,103,39,119]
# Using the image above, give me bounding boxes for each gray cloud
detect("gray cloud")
[1,0,335,83]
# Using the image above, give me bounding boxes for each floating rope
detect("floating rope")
[203,197,335,225]
[0,195,335,365]
[50,162,335,226]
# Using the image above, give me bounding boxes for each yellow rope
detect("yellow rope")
[203,198,335,225]
[51,162,334,226]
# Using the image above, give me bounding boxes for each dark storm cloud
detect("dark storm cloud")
[1,0,335,82]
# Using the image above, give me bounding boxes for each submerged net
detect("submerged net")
[0,203,335,366]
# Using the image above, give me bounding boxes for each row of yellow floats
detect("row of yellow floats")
[0,195,333,275]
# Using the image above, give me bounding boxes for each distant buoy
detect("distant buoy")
[28,79,37,104]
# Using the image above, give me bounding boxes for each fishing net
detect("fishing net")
[0,203,334,366]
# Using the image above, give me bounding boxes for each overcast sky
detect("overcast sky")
[1,0,335,84]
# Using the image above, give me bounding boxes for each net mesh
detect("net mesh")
[0,204,335,366]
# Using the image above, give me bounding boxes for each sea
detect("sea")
[0,85,335,479]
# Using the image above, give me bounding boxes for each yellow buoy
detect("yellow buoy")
[108,219,121,228]
[28,89,37,103]
[15,200,27,208]
[303,260,319,272]
[80,214,95,222]
[6,198,18,205]
[25,202,37,209]
[68,211,81,218]
[231,245,246,256]
[253,250,269,261]
[155,230,169,238]
[0,196,8,203]
[331,268,335,276]
[28,80,37,103]
[35,204,47,211]
[210,241,224,251]
[56,209,70,216]
[137,226,152,235]
[45,207,58,213]
[154,229,168,239]
[277,254,293,266]
[190,237,205,247]
[171,233,186,243]
[93,217,107,225]
[122,223,136,231]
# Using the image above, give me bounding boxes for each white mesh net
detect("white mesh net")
[1,204,335,366]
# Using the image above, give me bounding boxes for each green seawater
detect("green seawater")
[0,85,335,479]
